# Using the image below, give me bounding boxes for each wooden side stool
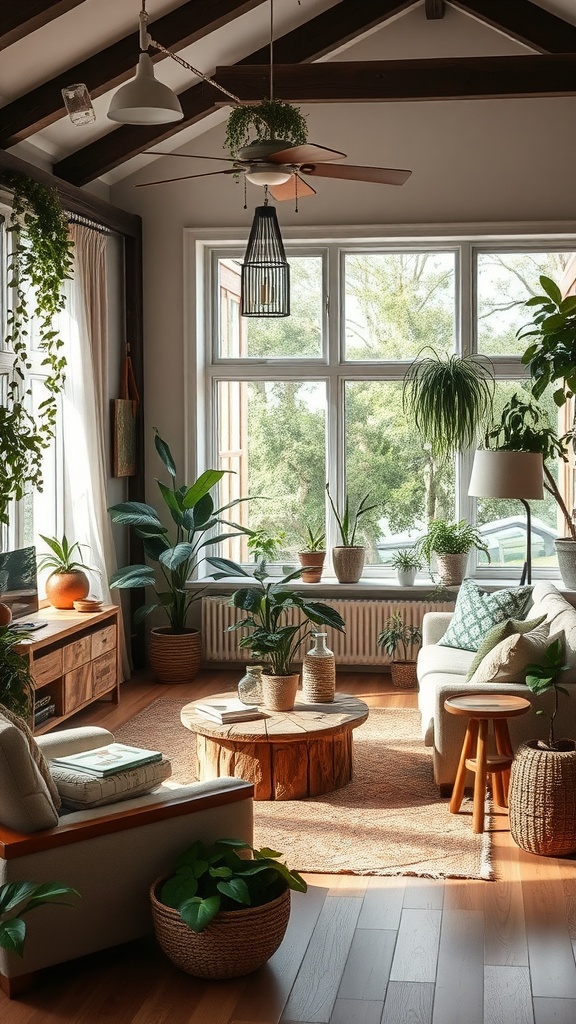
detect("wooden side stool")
[444,693,531,833]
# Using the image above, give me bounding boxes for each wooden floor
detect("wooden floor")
[3,668,576,1024]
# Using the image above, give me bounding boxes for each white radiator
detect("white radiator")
[201,597,454,667]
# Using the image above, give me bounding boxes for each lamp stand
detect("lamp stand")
[519,498,532,586]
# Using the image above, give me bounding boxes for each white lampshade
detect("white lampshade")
[468,449,544,500]
[107,53,183,124]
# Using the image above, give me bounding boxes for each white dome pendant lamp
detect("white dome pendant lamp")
[107,2,183,125]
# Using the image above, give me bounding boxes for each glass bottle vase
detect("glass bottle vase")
[237,664,264,705]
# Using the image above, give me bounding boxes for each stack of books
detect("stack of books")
[50,743,163,777]
[34,693,56,728]
[194,698,266,724]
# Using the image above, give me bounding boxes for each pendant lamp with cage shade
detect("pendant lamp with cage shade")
[241,203,290,317]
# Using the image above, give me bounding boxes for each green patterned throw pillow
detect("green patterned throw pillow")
[464,614,546,681]
[437,579,533,652]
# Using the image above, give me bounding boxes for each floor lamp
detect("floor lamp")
[468,450,544,585]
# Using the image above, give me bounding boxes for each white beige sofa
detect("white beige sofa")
[417,582,576,792]
[0,720,253,997]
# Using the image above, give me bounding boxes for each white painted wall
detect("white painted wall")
[108,4,576,493]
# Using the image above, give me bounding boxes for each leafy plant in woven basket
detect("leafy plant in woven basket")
[508,638,576,858]
[377,612,422,689]
[417,518,490,586]
[225,99,308,158]
[149,838,307,978]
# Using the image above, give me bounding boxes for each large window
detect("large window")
[199,239,576,578]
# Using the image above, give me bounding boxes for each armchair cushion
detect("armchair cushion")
[0,708,60,832]
[51,757,173,809]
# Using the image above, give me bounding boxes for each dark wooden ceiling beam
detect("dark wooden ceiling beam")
[425,1,445,19]
[54,0,419,186]
[211,53,576,101]
[0,1,87,51]
[450,0,576,54]
[0,0,266,147]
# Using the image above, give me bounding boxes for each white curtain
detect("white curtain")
[60,222,130,677]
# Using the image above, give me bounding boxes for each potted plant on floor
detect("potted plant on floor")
[417,518,490,586]
[508,637,576,857]
[297,524,326,583]
[0,880,79,957]
[150,837,306,979]
[108,431,249,683]
[390,547,423,587]
[377,612,422,689]
[325,483,379,583]
[37,535,97,609]
[207,557,345,711]
[515,276,576,585]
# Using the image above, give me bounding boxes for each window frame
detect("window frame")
[188,227,576,582]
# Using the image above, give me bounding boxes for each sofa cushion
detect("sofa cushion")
[0,707,60,831]
[417,643,476,682]
[51,757,173,810]
[467,620,551,685]
[465,615,546,681]
[437,579,533,652]
[530,583,576,673]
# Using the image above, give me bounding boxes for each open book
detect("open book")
[50,742,163,777]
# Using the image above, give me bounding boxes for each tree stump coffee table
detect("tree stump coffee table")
[180,691,369,801]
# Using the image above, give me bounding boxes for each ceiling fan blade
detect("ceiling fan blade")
[135,169,239,188]
[300,163,412,186]
[144,150,233,163]
[269,143,346,164]
[268,175,317,202]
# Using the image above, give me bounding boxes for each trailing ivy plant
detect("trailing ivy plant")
[225,99,308,158]
[2,173,74,524]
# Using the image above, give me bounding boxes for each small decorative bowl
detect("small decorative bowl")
[73,599,103,613]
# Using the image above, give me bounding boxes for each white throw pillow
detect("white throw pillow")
[51,757,172,809]
[467,622,551,686]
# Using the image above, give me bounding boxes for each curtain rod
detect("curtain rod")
[67,212,113,236]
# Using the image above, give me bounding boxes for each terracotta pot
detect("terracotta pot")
[298,551,326,583]
[0,602,12,626]
[148,627,202,683]
[332,546,365,584]
[45,569,90,609]
[261,673,299,712]
[150,878,290,979]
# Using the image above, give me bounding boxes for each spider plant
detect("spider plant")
[403,350,494,458]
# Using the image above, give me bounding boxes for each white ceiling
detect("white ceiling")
[1,0,575,187]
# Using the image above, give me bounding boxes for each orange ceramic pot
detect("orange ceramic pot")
[45,570,90,609]
[0,602,12,626]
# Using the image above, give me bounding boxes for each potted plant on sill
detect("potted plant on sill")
[108,431,248,684]
[297,524,326,584]
[390,547,423,587]
[246,528,286,576]
[417,518,490,587]
[508,637,576,857]
[325,483,379,584]
[206,556,345,711]
[516,275,576,585]
[150,837,306,979]
[37,535,97,609]
[377,612,422,689]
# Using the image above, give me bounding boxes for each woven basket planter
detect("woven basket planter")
[509,740,576,857]
[150,880,290,979]
[390,660,418,690]
[434,552,468,587]
[261,673,299,712]
[148,627,202,684]
[332,546,365,584]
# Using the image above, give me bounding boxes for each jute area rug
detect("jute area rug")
[116,700,493,880]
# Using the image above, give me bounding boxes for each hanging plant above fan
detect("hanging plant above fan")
[224,99,309,159]
[1,173,74,524]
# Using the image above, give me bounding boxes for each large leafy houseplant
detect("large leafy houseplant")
[108,431,248,631]
[0,626,35,720]
[0,881,79,957]
[402,350,494,459]
[207,558,345,676]
[225,99,308,158]
[2,173,74,525]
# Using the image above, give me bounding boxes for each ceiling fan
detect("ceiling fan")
[135,140,412,201]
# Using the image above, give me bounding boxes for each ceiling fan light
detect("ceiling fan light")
[245,168,292,187]
[107,53,183,125]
